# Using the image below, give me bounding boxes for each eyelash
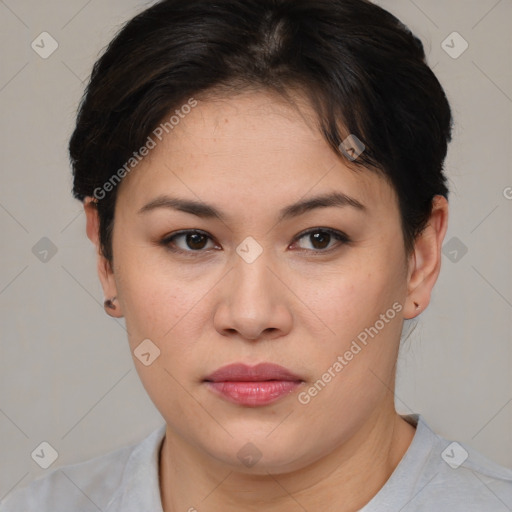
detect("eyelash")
[160,228,351,257]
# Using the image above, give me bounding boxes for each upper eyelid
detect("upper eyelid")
[164,228,349,251]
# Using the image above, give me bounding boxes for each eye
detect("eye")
[161,230,218,254]
[291,228,351,252]
[160,227,351,256]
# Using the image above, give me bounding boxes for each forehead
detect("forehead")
[116,90,397,214]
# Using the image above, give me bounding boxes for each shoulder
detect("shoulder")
[0,443,134,512]
[420,434,512,511]
[0,425,166,512]
[372,414,512,511]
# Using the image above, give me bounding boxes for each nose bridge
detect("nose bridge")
[213,238,293,340]
[231,240,278,309]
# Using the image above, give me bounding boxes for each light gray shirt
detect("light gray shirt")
[2,414,512,511]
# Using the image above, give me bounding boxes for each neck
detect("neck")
[159,406,416,512]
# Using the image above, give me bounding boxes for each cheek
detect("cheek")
[298,265,404,424]
[121,273,203,344]
[116,265,209,412]
[115,254,222,374]
[304,256,404,338]
[296,252,406,393]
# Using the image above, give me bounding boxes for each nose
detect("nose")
[213,250,293,342]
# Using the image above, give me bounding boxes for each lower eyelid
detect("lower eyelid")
[163,232,217,252]
[293,230,350,251]
[162,229,350,254]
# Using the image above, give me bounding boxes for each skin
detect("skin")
[84,90,449,512]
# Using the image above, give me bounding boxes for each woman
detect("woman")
[2,0,511,510]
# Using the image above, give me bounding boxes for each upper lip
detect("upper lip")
[204,363,303,382]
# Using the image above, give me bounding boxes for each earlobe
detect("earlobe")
[404,195,449,319]
[104,296,120,317]
[98,258,123,318]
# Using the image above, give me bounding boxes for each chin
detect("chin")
[200,432,319,475]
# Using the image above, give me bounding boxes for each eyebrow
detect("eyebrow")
[137,191,367,222]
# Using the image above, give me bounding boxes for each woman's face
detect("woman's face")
[97,91,415,472]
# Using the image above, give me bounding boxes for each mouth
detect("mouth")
[203,362,304,407]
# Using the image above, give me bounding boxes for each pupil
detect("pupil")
[187,233,207,250]
[311,232,330,249]
[184,232,332,251]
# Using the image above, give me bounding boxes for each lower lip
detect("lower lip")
[205,380,302,406]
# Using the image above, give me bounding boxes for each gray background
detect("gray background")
[0,0,511,499]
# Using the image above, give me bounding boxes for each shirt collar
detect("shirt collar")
[106,423,167,512]
[104,414,430,511]
[359,413,437,511]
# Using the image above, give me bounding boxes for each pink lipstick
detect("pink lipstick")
[204,363,303,407]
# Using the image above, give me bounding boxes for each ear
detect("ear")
[83,197,123,318]
[403,195,449,319]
